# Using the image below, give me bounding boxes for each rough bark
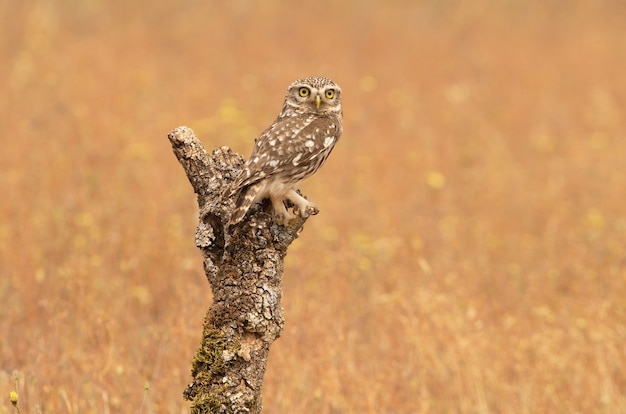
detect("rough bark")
[168,126,308,414]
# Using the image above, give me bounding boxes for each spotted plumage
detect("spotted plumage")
[225,77,343,225]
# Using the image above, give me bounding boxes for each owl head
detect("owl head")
[281,77,342,117]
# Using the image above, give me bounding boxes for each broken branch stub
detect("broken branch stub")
[168,126,308,413]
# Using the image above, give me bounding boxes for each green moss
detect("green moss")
[187,324,241,413]
[191,326,228,377]
[190,392,224,414]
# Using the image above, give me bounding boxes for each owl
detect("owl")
[225,77,343,225]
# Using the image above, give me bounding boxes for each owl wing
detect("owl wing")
[230,113,342,192]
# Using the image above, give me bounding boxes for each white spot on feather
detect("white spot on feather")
[305,140,315,148]
[292,153,302,165]
[324,137,335,148]
[269,160,279,168]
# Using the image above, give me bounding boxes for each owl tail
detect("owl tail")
[229,184,261,225]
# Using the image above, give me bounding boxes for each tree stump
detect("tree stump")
[168,126,308,413]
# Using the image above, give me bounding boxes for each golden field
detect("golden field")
[2,1,626,412]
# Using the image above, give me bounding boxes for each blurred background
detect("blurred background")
[1,1,626,412]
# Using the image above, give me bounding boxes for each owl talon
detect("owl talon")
[276,216,291,225]
[295,205,319,218]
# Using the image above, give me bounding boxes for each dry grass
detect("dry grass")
[2,1,626,413]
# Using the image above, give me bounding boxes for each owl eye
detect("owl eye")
[298,87,310,97]
[325,89,335,99]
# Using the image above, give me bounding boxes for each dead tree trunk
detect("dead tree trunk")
[168,126,308,414]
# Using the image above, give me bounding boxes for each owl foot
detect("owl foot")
[296,204,319,218]
[269,190,319,225]
[286,189,319,219]
[275,211,295,225]
[270,196,295,225]
[271,205,317,226]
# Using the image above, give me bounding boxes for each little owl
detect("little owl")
[225,77,343,225]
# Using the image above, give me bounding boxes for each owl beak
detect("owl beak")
[315,95,321,109]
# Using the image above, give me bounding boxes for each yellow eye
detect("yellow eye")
[325,89,335,99]
[298,87,310,97]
